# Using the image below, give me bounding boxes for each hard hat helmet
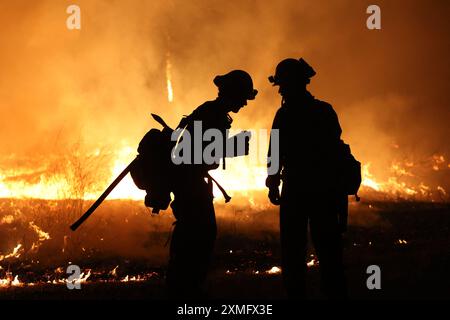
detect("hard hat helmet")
[268,58,316,85]
[214,70,258,100]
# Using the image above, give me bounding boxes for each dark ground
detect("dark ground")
[0,198,449,300]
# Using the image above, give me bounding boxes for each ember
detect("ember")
[266,266,281,275]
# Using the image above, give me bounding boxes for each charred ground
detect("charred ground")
[0,192,449,300]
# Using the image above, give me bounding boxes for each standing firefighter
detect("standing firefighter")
[266,58,347,299]
[167,70,257,298]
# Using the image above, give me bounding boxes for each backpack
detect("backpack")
[129,113,233,214]
[335,140,361,232]
[130,117,175,213]
[337,140,362,200]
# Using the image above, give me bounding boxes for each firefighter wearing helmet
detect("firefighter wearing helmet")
[266,58,347,299]
[167,70,257,298]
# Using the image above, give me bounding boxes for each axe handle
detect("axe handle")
[70,158,137,231]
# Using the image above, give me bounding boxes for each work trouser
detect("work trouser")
[167,179,216,299]
[279,185,347,299]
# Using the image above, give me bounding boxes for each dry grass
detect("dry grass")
[0,194,449,299]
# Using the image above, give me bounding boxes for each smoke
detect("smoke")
[0,0,449,194]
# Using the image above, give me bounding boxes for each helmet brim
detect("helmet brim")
[268,75,277,85]
[247,89,258,100]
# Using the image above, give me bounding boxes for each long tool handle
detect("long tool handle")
[70,158,137,231]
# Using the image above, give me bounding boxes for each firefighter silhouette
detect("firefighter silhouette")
[266,58,347,299]
[167,70,257,298]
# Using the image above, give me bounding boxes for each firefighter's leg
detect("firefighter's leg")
[309,198,347,299]
[167,198,216,298]
[189,199,217,294]
[167,218,193,298]
[280,198,308,299]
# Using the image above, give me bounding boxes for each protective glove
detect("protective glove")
[268,187,281,205]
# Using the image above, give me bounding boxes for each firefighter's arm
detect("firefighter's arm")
[322,102,342,142]
[225,131,251,157]
[266,108,283,205]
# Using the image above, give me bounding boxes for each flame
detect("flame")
[29,222,50,242]
[0,156,266,201]
[431,155,446,171]
[109,265,119,277]
[418,183,430,196]
[391,163,414,177]
[27,222,51,253]
[307,254,318,267]
[120,275,145,282]
[0,146,144,201]
[166,52,174,103]
[0,142,447,202]
[167,78,174,103]
[0,244,23,261]
[266,266,282,274]
[54,267,64,274]
[209,159,267,200]
[361,162,447,199]
[0,170,70,200]
[386,177,418,196]
[0,273,23,288]
[11,275,22,287]
[49,279,66,285]
[0,269,159,288]
[62,235,68,253]
[107,146,145,200]
[433,154,445,164]
[0,274,18,287]
[66,270,91,287]
[361,163,381,191]
[78,270,91,283]
[0,278,8,287]
[307,258,318,267]
[0,215,14,224]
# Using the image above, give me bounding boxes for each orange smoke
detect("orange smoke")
[0,1,448,202]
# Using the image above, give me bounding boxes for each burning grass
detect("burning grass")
[0,191,449,299]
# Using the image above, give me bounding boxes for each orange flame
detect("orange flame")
[0,244,23,261]
[266,266,282,274]
[166,53,174,103]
